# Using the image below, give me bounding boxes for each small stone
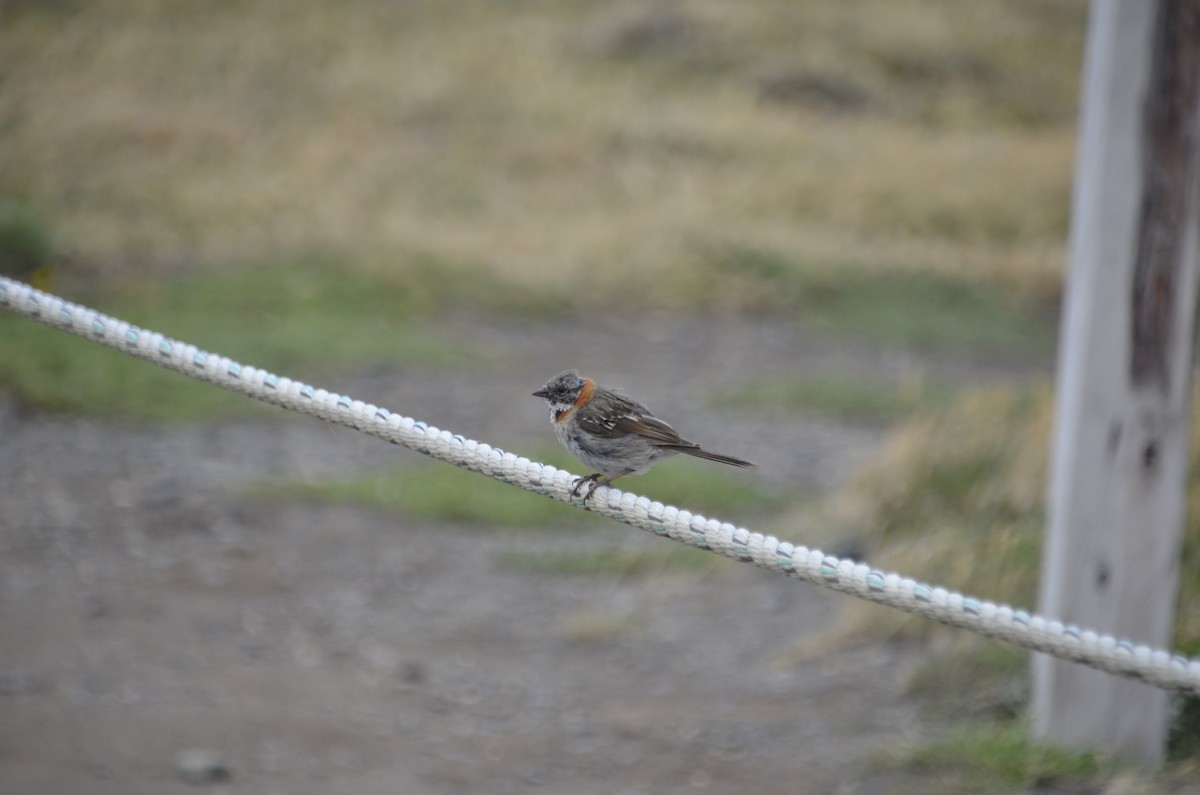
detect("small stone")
[175,749,232,785]
[399,660,427,684]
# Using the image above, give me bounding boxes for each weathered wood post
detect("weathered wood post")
[1032,0,1200,761]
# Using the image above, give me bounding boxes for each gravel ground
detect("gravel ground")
[0,313,1044,794]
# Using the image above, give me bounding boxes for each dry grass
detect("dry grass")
[0,0,1085,303]
[774,383,1200,763]
[777,385,1053,646]
[816,383,1200,650]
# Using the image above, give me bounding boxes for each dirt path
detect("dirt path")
[0,314,1044,794]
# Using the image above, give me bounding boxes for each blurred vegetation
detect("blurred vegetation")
[716,373,957,424]
[880,720,1200,795]
[499,543,727,579]
[811,384,1200,777]
[826,384,1200,652]
[0,199,56,289]
[250,447,783,532]
[833,386,1052,617]
[0,258,491,418]
[880,722,1106,795]
[9,2,1195,788]
[0,0,1080,414]
[0,0,1080,299]
[680,248,1057,349]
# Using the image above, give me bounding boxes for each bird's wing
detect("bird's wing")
[615,414,692,447]
[578,406,693,448]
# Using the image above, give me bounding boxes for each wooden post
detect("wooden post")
[1033,0,1200,761]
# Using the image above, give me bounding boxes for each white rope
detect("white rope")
[3,274,1199,695]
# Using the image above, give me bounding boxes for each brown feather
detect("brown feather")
[612,414,685,445]
[672,447,756,468]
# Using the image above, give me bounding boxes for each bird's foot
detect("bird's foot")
[571,473,604,500]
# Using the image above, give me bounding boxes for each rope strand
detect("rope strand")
[3,274,1198,695]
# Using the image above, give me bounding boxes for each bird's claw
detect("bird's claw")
[571,473,603,500]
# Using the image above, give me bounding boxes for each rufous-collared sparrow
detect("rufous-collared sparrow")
[533,370,755,499]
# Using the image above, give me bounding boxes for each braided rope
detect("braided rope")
[2,274,1198,695]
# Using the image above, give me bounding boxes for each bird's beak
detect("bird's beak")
[532,387,550,399]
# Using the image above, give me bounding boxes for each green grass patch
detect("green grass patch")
[688,247,1057,352]
[249,448,782,530]
[0,319,261,419]
[886,722,1104,794]
[498,543,726,578]
[715,374,955,423]
[0,256,506,419]
[0,199,55,284]
[253,465,580,528]
[811,269,1053,352]
[628,456,788,519]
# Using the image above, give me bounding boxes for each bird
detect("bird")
[532,370,755,500]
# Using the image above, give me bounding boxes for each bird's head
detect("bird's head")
[532,370,594,419]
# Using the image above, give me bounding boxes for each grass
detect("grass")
[0,199,55,286]
[827,383,1200,646]
[0,0,1081,424]
[499,543,727,578]
[682,247,1058,351]
[3,246,1055,421]
[0,257,490,418]
[249,448,783,530]
[813,383,1200,761]
[827,387,1050,613]
[804,268,1054,352]
[1,5,1189,788]
[882,722,1105,795]
[0,319,261,419]
[715,373,956,423]
[0,0,1083,307]
[905,641,1030,722]
[252,465,580,528]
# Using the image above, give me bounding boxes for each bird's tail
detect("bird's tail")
[674,446,756,468]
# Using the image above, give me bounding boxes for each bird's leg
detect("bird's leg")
[576,470,634,502]
[571,473,603,498]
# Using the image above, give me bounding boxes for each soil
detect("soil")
[0,312,1045,794]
